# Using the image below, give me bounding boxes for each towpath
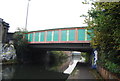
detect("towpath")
[67,63,102,81]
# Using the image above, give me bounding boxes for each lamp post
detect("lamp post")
[25,0,31,30]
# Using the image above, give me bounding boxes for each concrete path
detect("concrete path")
[64,57,85,74]
[67,63,97,80]
[64,60,78,74]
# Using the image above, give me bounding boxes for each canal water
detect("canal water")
[1,55,81,81]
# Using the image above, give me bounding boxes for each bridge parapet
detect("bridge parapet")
[25,27,91,44]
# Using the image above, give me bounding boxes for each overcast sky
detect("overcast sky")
[0,0,91,32]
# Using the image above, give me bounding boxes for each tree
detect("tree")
[13,28,29,63]
[82,1,120,74]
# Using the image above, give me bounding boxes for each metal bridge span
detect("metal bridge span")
[25,27,92,52]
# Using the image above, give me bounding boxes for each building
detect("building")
[0,18,10,44]
[7,33,14,44]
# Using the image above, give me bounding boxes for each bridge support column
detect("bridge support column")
[91,49,98,69]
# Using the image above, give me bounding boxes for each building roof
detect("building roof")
[0,18,10,28]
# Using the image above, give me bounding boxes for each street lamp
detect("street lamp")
[25,0,31,30]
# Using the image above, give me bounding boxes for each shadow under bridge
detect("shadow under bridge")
[29,43,93,52]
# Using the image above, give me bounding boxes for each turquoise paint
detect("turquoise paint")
[69,30,75,41]
[47,31,52,41]
[25,27,92,42]
[25,34,28,41]
[40,32,45,42]
[29,33,33,42]
[53,31,59,41]
[78,29,85,41]
[35,32,39,42]
[61,30,67,41]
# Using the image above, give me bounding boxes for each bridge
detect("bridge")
[25,27,92,52]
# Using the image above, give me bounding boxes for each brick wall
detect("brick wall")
[97,66,120,81]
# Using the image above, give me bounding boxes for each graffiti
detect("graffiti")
[92,49,98,69]
[0,44,16,61]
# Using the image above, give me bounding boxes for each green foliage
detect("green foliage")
[81,52,89,63]
[13,28,29,62]
[86,2,120,51]
[49,51,68,66]
[82,1,120,74]
[105,60,120,74]
[81,52,86,57]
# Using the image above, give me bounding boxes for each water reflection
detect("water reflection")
[2,60,70,80]
[2,65,15,79]
[2,55,82,80]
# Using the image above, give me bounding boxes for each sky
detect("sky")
[0,0,91,32]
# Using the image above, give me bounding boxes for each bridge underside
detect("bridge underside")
[29,43,93,52]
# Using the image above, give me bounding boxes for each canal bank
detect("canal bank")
[1,54,71,80]
[2,53,98,80]
[67,62,103,80]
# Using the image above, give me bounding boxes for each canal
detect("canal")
[2,52,82,81]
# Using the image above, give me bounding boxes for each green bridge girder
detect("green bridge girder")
[25,27,92,44]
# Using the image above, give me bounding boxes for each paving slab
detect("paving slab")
[67,63,98,81]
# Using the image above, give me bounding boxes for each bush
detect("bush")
[49,51,68,66]
[81,52,89,63]
[105,60,120,74]
[13,28,30,63]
